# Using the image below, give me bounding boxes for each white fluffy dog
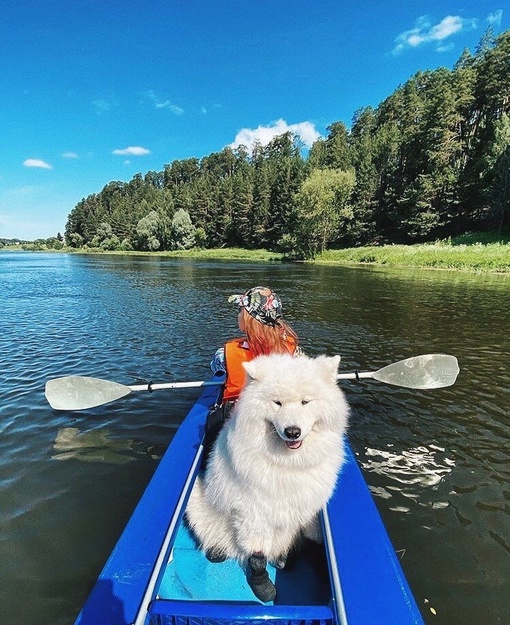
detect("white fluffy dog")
[186,353,349,602]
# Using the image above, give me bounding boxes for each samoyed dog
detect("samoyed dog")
[185,353,349,602]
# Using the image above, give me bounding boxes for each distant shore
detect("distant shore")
[3,238,510,274]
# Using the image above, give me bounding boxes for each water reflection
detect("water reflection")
[52,427,164,463]
[360,444,456,512]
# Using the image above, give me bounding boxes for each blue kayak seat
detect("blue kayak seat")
[158,517,331,605]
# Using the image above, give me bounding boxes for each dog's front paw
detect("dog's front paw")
[249,573,276,603]
[248,554,276,603]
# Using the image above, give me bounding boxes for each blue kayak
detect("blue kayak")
[74,381,424,625]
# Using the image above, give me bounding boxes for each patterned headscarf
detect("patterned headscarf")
[228,286,283,326]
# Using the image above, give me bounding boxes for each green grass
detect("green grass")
[315,239,510,273]
[71,247,283,262]
[92,240,510,272]
[156,247,281,262]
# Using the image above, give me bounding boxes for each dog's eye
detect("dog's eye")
[301,399,310,405]
[273,400,282,407]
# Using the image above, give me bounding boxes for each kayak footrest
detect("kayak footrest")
[149,599,334,625]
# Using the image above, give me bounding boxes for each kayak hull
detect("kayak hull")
[75,383,424,625]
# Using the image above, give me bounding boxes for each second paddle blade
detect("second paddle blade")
[45,376,132,410]
[373,354,460,389]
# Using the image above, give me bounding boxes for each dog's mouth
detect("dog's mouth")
[285,440,302,450]
[269,423,304,450]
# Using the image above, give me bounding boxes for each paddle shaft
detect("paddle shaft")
[128,379,224,391]
[337,371,374,381]
[129,374,372,391]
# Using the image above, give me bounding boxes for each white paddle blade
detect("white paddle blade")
[373,354,460,389]
[45,376,132,411]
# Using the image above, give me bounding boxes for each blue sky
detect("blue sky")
[0,1,505,240]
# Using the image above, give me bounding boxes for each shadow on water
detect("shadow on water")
[52,427,136,464]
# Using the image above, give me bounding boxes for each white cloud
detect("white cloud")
[393,15,478,54]
[23,159,53,169]
[429,16,466,40]
[229,119,321,151]
[112,146,151,156]
[144,90,184,115]
[158,101,184,115]
[487,10,503,27]
[62,152,79,159]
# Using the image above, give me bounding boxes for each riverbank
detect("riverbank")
[68,239,510,273]
[314,241,510,273]
[125,242,510,273]
[4,235,510,273]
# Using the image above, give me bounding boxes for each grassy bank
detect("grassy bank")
[315,241,510,273]
[82,241,510,272]
[4,233,510,273]
[69,247,283,262]
[119,234,510,273]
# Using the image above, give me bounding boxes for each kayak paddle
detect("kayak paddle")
[45,353,459,411]
[45,377,224,411]
[336,353,459,389]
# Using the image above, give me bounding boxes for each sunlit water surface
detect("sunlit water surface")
[1,252,508,625]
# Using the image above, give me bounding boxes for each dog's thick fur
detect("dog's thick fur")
[186,353,350,569]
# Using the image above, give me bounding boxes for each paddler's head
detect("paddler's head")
[228,286,283,327]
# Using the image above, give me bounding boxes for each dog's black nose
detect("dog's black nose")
[284,426,301,440]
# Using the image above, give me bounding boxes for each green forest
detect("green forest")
[64,29,510,260]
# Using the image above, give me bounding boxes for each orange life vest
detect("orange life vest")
[222,336,299,402]
[222,338,253,402]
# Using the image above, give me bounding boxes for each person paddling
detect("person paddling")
[211,286,301,402]
[203,286,301,464]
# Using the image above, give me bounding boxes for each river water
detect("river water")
[0,252,508,625]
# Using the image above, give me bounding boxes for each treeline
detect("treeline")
[0,236,64,251]
[65,29,510,259]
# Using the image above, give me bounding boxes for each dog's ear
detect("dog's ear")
[243,358,263,381]
[316,354,341,382]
